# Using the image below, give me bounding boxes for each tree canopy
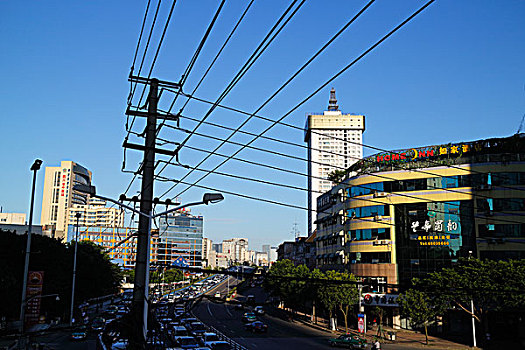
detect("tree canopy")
[0,229,122,321]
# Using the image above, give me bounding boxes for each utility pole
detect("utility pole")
[132,78,157,349]
[70,212,81,326]
[19,159,42,341]
[125,76,180,349]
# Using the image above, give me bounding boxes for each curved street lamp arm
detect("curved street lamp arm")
[152,201,205,218]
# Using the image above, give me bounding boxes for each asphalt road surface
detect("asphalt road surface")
[192,279,336,350]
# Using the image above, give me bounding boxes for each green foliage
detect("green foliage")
[264,261,358,331]
[398,289,444,344]
[413,258,525,324]
[151,268,183,283]
[0,230,122,320]
[318,270,358,332]
[327,169,347,184]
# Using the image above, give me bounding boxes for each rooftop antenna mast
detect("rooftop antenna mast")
[291,220,300,239]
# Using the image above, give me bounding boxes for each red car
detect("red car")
[244,321,268,333]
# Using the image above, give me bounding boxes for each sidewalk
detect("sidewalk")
[284,309,473,350]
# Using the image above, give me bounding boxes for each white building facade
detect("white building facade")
[67,198,124,231]
[40,161,92,240]
[304,88,364,235]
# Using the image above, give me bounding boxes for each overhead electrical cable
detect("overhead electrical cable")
[156,0,227,136]
[167,89,524,193]
[173,0,256,117]
[165,0,436,200]
[162,0,375,197]
[127,0,153,106]
[151,0,306,186]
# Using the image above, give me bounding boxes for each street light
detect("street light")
[70,212,81,326]
[72,184,223,344]
[73,184,224,219]
[19,159,43,334]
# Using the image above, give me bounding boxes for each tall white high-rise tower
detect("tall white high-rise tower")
[304,88,365,235]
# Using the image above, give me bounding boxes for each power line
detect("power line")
[166,0,436,200]
[172,0,305,153]
[127,0,178,138]
[162,0,226,115]
[128,0,153,106]
[150,0,306,189]
[152,154,525,227]
[164,0,375,197]
[126,0,164,112]
[149,121,525,221]
[174,0,256,117]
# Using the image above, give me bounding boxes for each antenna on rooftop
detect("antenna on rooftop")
[291,220,300,239]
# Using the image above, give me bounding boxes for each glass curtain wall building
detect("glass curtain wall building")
[315,134,525,288]
[158,211,204,268]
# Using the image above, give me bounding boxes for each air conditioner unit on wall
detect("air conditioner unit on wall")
[373,215,383,221]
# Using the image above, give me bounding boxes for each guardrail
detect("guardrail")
[191,312,248,350]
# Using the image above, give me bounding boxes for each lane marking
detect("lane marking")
[207,302,214,317]
[224,303,233,317]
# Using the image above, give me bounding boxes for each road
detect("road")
[29,330,96,349]
[192,279,336,350]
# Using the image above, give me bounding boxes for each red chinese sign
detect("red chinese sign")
[25,271,44,326]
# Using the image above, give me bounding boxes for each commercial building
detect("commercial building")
[277,236,316,269]
[222,238,249,263]
[211,243,222,253]
[202,238,212,267]
[207,250,229,269]
[305,88,365,235]
[41,161,92,240]
[314,134,525,289]
[158,211,204,268]
[262,244,278,263]
[0,213,26,225]
[67,198,124,230]
[67,226,167,269]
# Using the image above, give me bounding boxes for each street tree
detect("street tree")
[414,258,525,331]
[398,289,444,344]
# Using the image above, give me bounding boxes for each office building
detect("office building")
[41,161,92,240]
[67,198,125,232]
[222,238,249,263]
[158,211,204,268]
[305,88,365,235]
[314,134,525,288]
[67,226,157,269]
[0,213,26,225]
[202,238,212,267]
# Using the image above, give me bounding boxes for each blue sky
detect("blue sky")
[1,0,524,250]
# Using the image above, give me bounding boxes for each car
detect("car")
[70,326,87,340]
[188,321,207,335]
[214,292,221,298]
[170,325,190,337]
[111,340,129,349]
[206,341,231,350]
[242,312,257,323]
[246,295,255,305]
[254,306,264,315]
[328,334,367,349]
[200,332,220,345]
[244,321,268,333]
[175,336,200,349]
[91,317,105,331]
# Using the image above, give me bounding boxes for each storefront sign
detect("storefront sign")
[25,271,44,326]
[361,293,399,307]
[357,313,366,334]
[371,143,471,164]
[411,218,459,246]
